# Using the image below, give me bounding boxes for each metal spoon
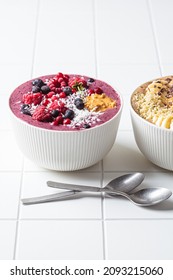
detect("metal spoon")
[47,182,172,206]
[22,173,144,205]
[47,172,145,194]
[111,187,172,206]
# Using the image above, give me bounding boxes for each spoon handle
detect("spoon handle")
[21,190,77,205]
[47,181,102,192]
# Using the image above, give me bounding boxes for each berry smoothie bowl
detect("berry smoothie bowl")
[9,72,122,170]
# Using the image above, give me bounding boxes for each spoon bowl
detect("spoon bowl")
[113,187,172,206]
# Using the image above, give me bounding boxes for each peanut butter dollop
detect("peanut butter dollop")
[85,93,116,112]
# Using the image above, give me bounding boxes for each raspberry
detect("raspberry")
[56,72,63,78]
[32,92,42,105]
[32,105,52,122]
[49,100,59,110]
[60,81,67,87]
[63,118,71,125]
[47,79,61,93]
[51,95,58,102]
[42,98,50,106]
[58,77,64,83]
[22,93,33,104]
[68,77,87,90]
[94,87,103,94]
[87,89,94,95]
[59,92,66,98]
[52,116,63,125]
[46,91,55,98]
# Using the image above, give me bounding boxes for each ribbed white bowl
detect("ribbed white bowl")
[130,105,173,171]
[10,102,122,171]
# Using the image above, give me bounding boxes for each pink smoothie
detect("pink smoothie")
[9,73,121,131]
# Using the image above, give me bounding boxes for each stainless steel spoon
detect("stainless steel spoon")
[110,187,172,206]
[22,173,144,205]
[47,172,145,194]
[47,179,172,206]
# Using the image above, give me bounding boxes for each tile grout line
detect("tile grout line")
[12,157,24,260]
[93,0,99,78]
[101,161,107,260]
[93,0,107,260]
[30,0,40,78]
[146,0,162,76]
[12,0,40,260]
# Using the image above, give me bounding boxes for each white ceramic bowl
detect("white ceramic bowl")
[9,82,122,171]
[130,79,173,171]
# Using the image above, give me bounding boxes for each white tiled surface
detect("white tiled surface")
[0,0,173,260]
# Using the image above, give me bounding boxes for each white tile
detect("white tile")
[149,0,173,64]
[0,221,16,260]
[103,172,173,219]
[23,157,102,172]
[16,220,103,259]
[103,131,161,172]
[33,63,96,80]
[23,158,49,172]
[118,95,132,131]
[161,64,173,77]
[20,172,102,219]
[97,63,160,96]
[0,0,37,64]
[0,173,21,219]
[105,220,173,259]
[95,0,158,64]
[0,131,23,171]
[0,95,12,130]
[0,63,32,93]
[33,0,95,67]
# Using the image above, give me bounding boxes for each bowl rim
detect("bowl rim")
[130,75,173,133]
[9,89,123,134]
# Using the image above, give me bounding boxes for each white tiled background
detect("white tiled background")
[0,0,173,260]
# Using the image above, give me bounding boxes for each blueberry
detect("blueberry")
[41,85,50,94]
[74,98,83,104]
[63,86,73,95]
[75,100,84,110]
[87,78,95,83]
[32,79,44,88]
[32,85,40,93]
[64,109,74,120]
[21,104,31,116]
[51,110,60,118]
[83,123,91,129]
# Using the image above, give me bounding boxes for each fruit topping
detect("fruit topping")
[32,79,44,88]
[74,98,84,110]
[63,86,73,96]
[21,104,31,116]
[52,116,63,125]
[64,109,74,120]
[69,76,87,90]
[94,87,103,94]
[20,72,116,129]
[63,118,71,125]
[83,123,91,129]
[32,92,42,105]
[22,93,33,104]
[41,85,51,94]
[87,78,95,84]
[51,109,60,118]
[32,85,40,93]
[32,105,52,122]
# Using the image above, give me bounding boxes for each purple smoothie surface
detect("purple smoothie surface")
[9,73,121,131]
